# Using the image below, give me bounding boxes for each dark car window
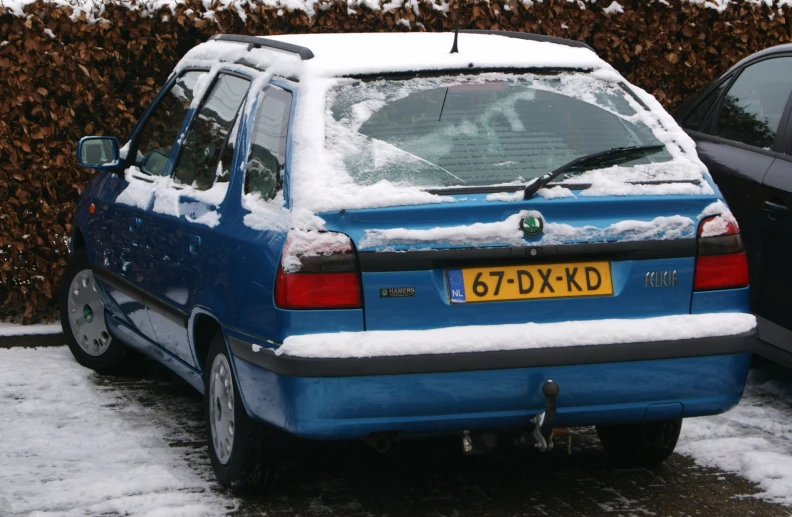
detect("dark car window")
[173,73,251,191]
[245,86,293,200]
[682,81,728,132]
[714,57,792,149]
[135,71,203,176]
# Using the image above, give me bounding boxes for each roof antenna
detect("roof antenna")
[450,2,460,54]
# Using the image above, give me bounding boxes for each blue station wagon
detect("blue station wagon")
[62,31,757,488]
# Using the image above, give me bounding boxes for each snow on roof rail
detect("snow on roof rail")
[209,34,314,60]
[460,30,594,52]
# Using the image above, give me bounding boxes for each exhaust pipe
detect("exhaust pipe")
[461,429,498,455]
[363,435,392,453]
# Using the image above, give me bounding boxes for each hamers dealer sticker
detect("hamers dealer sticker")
[380,287,416,298]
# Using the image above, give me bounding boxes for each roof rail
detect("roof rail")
[209,34,314,60]
[460,30,594,52]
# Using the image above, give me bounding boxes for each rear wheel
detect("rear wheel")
[596,418,682,468]
[59,250,129,375]
[205,333,281,491]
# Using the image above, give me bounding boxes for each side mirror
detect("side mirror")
[77,136,120,169]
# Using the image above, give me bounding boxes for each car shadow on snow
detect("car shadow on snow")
[92,356,791,517]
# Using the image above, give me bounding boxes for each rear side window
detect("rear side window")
[173,73,251,190]
[682,82,727,132]
[135,71,203,176]
[714,57,792,149]
[245,86,293,200]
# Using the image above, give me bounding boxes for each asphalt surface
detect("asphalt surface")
[6,333,791,516]
[97,354,791,517]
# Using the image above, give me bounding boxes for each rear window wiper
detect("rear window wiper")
[523,144,667,200]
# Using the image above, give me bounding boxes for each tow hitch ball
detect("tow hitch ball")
[461,380,561,455]
[517,380,560,452]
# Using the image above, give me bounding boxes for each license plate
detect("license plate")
[447,261,613,304]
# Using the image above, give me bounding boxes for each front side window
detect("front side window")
[326,72,670,190]
[245,86,293,200]
[135,71,203,176]
[714,57,792,149]
[172,73,251,191]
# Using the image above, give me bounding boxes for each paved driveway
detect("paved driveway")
[1,345,791,516]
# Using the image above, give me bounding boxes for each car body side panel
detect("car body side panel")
[83,171,158,341]
[756,156,792,351]
[687,135,773,293]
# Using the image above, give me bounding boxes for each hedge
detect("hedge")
[1,0,791,322]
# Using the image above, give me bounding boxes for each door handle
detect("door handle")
[129,217,142,233]
[764,200,787,219]
[189,235,201,255]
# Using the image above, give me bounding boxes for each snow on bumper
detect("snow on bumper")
[275,313,756,359]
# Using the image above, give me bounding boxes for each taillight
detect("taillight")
[693,214,749,291]
[274,231,362,309]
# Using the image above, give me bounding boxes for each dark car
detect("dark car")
[675,45,792,369]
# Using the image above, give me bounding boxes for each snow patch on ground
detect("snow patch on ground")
[275,313,756,358]
[0,347,235,517]
[679,367,792,506]
[0,322,61,336]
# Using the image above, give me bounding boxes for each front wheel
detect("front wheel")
[59,250,129,375]
[596,418,682,468]
[205,333,281,491]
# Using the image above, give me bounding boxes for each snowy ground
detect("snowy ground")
[0,322,61,336]
[0,347,236,517]
[1,345,791,517]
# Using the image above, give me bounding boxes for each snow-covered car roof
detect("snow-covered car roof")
[176,32,612,79]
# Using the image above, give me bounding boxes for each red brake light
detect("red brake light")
[693,253,749,291]
[274,231,362,310]
[693,214,748,291]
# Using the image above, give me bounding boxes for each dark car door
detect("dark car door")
[755,142,792,355]
[677,55,792,305]
[143,72,251,367]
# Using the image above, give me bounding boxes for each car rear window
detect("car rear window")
[326,72,670,190]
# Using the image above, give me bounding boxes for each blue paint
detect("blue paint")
[233,353,750,439]
[71,62,754,442]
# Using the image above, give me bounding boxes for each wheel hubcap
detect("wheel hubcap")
[209,353,235,465]
[67,270,111,356]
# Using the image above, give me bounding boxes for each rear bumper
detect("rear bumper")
[227,327,755,439]
[229,330,756,377]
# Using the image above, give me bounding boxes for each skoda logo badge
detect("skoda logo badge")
[521,216,543,238]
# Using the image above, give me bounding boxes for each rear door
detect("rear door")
[144,72,251,367]
[678,55,792,303]
[756,147,792,351]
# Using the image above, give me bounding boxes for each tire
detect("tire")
[596,418,682,468]
[59,250,129,375]
[205,333,281,492]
